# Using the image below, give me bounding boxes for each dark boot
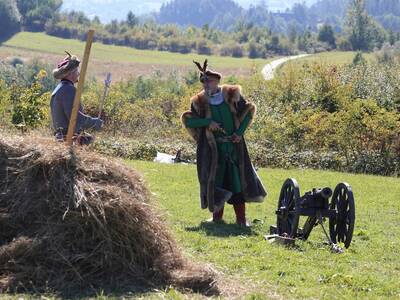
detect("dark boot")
[213,206,224,221]
[206,206,225,223]
[234,203,250,227]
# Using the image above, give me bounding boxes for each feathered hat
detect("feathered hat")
[52,51,81,80]
[193,59,221,83]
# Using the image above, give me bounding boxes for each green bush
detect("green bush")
[0,59,399,176]
[93,137,196,162]
[9,71,49,129]
[0,59,56,92]
[0,80,12,127]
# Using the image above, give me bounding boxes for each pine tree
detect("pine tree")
[127,11,138,28]
[345,0,373,51]
[318,24,336,48]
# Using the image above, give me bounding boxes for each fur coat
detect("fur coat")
[181,84,267,212]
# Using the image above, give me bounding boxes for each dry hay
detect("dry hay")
[0,135,217,296]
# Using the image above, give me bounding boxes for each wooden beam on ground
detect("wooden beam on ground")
[264,234,296,247]
[66,30,95,146]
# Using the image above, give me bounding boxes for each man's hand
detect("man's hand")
[94,118,104,131]
[231,133,242,143]
[209,121,223,132]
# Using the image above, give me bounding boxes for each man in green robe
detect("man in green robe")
[181,60,267,226]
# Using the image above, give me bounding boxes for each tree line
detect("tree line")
[0,0,62,37]
[1,0,400,57]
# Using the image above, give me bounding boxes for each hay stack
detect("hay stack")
[0,136,217,295]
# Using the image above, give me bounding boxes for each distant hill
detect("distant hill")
[155,0,321,31]
[60,0,400,33]
[156,0,243,29]
[308,0,400,31]
[61,0,318,23]
[61,0,162,22]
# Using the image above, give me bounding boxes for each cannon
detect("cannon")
[267,178,355,252]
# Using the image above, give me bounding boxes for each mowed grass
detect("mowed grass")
[126,161,400,299]
[293,51,374,65]
[1,32,271,70]
[278,51,375,74]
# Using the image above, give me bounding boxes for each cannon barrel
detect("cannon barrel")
[300,187,332,209]
[319,187,332,199]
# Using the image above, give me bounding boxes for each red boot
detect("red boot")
[234,203,250,227]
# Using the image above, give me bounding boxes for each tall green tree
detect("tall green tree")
[126,11,139,28]
[288,23,298,44]
[16,0,62,31]
[0,0,21,39]
[346,0,370,50]
[345,0,383,51]
[318,24,336,48]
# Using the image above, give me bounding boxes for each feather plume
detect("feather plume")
[202,59,208,72]
[193,60,204,72]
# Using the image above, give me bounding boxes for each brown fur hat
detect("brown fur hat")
[193,59,222,83]
[52,51,80,80]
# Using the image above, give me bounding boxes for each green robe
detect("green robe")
[186,101,251,194]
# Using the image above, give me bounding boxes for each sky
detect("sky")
[61,0,318,23]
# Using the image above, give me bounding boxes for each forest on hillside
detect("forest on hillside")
[1,0,400,57]
[157,0,400,32]
[59,0,319,23]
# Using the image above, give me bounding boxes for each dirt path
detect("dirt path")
[262,54,310,80]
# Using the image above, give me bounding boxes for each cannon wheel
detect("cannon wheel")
[276,178,301,238]
[329,183,355,248]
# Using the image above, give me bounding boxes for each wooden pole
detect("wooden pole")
[98,73,112,118]
[66,30,95,146]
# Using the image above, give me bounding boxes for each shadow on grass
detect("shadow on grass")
[4,282,165,299]
[4,277,219,299]
[0,31,19,45]
[185,221,256,237]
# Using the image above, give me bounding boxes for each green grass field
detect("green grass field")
[3,161,399,299]
[294,51,374,65]
[278,51,375,74]
[1,32,271,70]
[123,161,399,299]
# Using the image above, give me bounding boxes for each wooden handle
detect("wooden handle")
[66,30,95,146]
[98,73,112,118]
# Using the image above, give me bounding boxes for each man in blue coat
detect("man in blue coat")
[50,52,103,145]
